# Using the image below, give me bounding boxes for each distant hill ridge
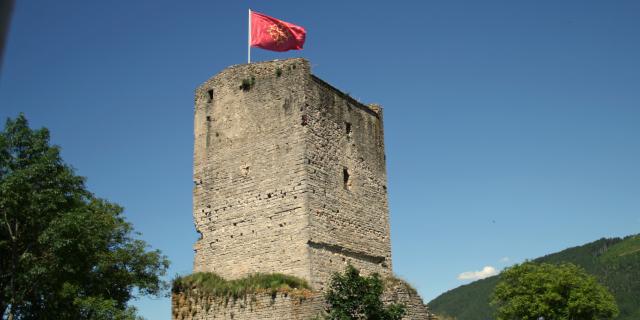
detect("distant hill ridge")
[427,234,640,320]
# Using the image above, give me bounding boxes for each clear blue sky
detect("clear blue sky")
[2,1,639,319]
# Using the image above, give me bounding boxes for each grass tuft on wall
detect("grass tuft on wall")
[172,272,311,300]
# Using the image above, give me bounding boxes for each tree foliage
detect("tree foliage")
[428,235,640,320]
[323,265,405,320]
[491,262,618,320]
[0,114,170,319]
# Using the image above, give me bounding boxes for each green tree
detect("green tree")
[323,265,405,320]
[0,114,170,319]
[491,262,618,320]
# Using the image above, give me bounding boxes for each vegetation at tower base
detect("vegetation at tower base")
[0,114,170,319]
[322,265,406,320]
[491,262,618,320]
[171,272,312,301]
[171,272,321,320]
[428,234,640,320]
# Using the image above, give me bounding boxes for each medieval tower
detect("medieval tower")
[174,58,432,319]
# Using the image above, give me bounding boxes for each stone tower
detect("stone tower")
[192,58,392,289]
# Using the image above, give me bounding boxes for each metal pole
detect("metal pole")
[248,9,251,63]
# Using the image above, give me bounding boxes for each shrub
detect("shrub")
[492,262,618,320]
[323,265,405,320]
[240,76,256,91]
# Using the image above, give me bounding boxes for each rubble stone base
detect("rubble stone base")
[172,281,435,320]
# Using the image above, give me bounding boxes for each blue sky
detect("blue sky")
[1,1,639,319]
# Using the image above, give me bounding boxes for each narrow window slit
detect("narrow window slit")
[343,168,351,190]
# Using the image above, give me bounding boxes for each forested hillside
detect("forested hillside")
[428,234,640,320]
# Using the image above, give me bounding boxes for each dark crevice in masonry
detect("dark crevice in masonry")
[343,168,351,190]
[307,240,386,265]
[269,206,302,217]
[310,75,380,119]
[207,89,213,102]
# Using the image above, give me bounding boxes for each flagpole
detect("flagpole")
[248,9,251,63]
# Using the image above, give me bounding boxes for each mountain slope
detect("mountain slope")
[427,234,640,320]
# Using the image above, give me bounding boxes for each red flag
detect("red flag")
[250,11,306,52]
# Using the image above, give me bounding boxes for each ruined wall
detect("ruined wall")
[303,76,392,288]
[193,59,312,280]
[172,291,324,320]
[172,285,435,320]
[383,279,434,320]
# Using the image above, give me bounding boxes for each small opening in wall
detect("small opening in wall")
[343,168,351,190]
[207,89,213,102]
[345,122,352,136]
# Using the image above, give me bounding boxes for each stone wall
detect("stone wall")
[383,279,434,320]
[192,59,312,281]
[172,284,435,320]
[303,75,392,288]
[192,58,391,289]
[186,58,433,319]
[172,290,324,320]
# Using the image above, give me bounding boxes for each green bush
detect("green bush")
[323,265,405,320]
[240,76,256,91]
[492,262,618,320]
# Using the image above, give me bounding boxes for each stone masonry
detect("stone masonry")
[172,291,324,320]
[171,279,433,320]
[193,58,391,288]
[182,58,433,319]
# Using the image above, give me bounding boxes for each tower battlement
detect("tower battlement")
[193,58,392,289]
